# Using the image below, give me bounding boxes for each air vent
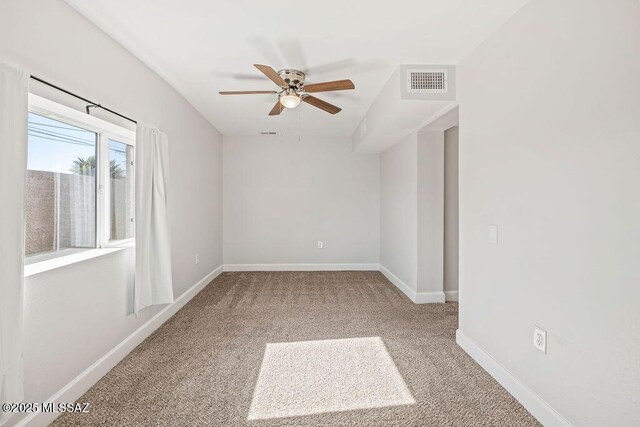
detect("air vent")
[407,69,448,93]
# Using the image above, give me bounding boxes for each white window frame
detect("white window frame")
[100,135,136,246]
[27,94,135,255]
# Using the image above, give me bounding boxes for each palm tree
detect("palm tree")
[70,155,125,178]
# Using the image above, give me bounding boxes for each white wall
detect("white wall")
[444,126,459,295]
[417,131,444,296]
[0,0,222,422]
[457,0,640,425]
[380,133,418,291]
[223,136,379,267]
[380,130,448,303]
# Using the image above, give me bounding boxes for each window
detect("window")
[26,112,97,258]
[25,95,135,264]
[108,139,134,241]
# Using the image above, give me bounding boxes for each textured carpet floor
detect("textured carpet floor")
[54,271,540,426]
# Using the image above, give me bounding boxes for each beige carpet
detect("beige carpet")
[53,271,540,426]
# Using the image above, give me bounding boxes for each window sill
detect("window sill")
[24,242,134,278]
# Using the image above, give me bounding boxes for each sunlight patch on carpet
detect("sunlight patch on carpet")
[248,336,415,420]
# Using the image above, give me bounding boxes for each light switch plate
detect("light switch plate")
[489,224,498,244]
[317,241,323,249]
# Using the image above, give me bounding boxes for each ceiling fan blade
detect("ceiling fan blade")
[303,79,355,93]
[219,90,277,95]
[269,101,285,116]
[302,95,342,114]
[254,64,289,89]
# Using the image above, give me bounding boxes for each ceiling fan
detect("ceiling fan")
[219,64,355,116]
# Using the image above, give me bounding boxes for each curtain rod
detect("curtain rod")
[30,75,137,125]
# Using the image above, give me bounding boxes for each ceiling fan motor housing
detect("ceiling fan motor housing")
[278,69,306,90]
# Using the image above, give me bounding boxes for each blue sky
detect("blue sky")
[28,112,128,174]
[28,112,96,174]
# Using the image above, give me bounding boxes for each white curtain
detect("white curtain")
[0,64,28,423]
[134,123,174,315]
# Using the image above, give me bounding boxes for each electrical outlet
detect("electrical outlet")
[195,254,200,265]
[317,241,323,249]
[533,326,547,354]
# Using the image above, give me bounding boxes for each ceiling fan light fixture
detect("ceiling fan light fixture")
[279,91,301,109]
[219,65,353,115]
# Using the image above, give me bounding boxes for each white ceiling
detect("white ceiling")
[65,0,528,137]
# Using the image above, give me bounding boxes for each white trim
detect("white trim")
[379,265,446,303]
[414,291,445,304]
[102,138,135,246]
[456,330,573,427]
[379,265,416,302]
[96,132,109,248]
[16,265,224,427]
[28,93,135,142]
[27,93,136,265]
[444,290,459,302]
[24,244,133,277]
[223,263,380,272]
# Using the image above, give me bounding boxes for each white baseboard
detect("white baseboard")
[16,265,224,427]
[456,330,572,427]
[379,265,445,304]
[445,290,459,302]
[223,263,380,272]
[415,291,446,303]
[379,265,416,301]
